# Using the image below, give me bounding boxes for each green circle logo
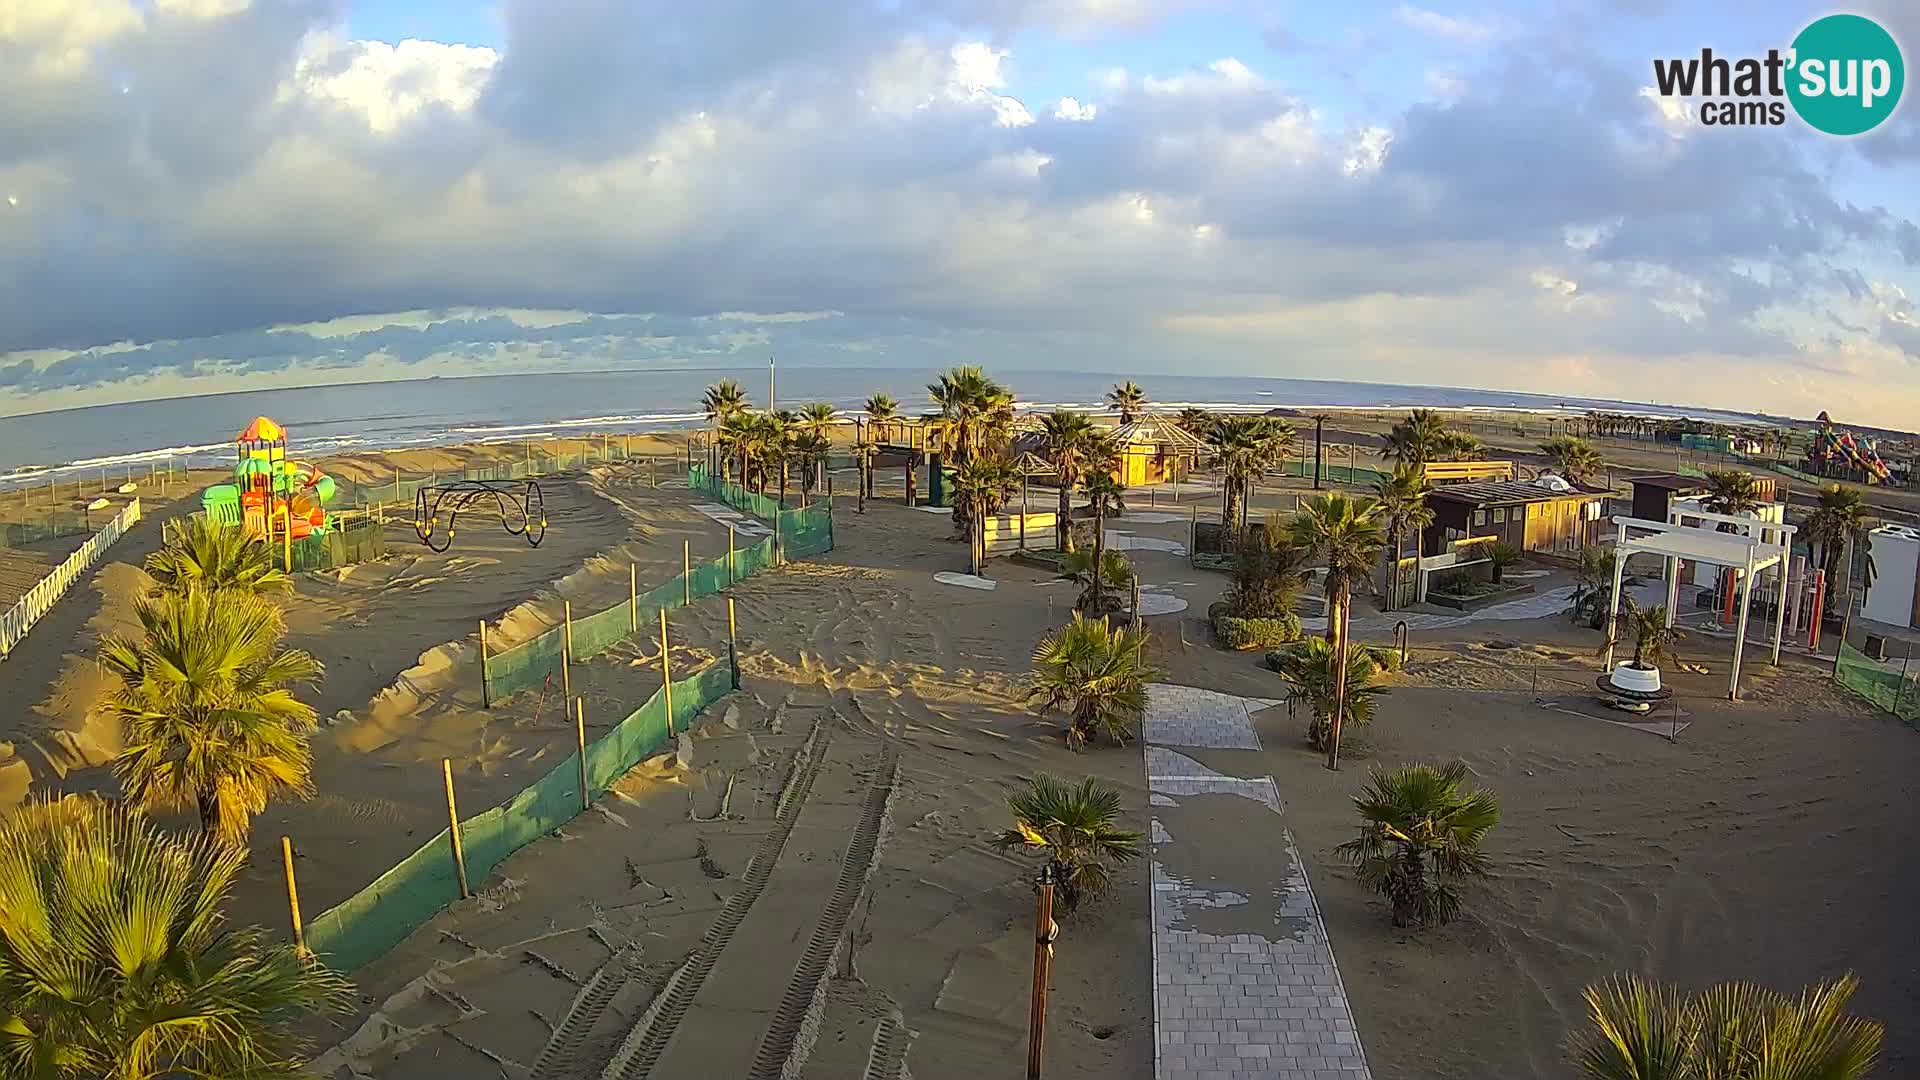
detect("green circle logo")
[1788,14,1904,136]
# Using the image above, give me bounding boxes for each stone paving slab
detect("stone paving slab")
[1145,683,1371,1080]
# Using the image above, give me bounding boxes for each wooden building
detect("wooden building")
[1626,472,1777,523]
[1421,477,1609,556]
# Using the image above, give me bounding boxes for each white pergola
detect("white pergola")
[1606,513,1797,701]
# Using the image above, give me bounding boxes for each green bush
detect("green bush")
[1213,612,1302,650]
[1265,642,1402,674]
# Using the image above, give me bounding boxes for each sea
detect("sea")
[0,367,1777,491]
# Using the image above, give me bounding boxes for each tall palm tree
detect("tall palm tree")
[1107,381,1147,424]
[1570,972,1882,1080]
[770,410,798,505]
[1209,416,1294,530]
[1175,407,1215,436]
[702,379,750,481]
[144,514,290,598]
[995,775,1143,913]
[1539,435,1604,483]
[851,437,876,513]
[1294,492,1385,768]
[1037,410,1096,553]
[1080,460,1127,613]
[1804,484,1868,611]
[0,796,353,1078]
[1226,511,1309,619]
[1270,637,1389,752]
[1028,613,1159,750]
[1381,409,1455,468]
[792,430,831,501]
[1335,760,1500,928]
[952,453,1021,574]
[1060,547,1135,614]
[862,394,898,495]
[928,366,1015,539]
[1372,466,1434,611]
[98,589,323,846]
[1703,469,1761,519]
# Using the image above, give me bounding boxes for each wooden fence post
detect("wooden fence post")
[683,540,692,606]
[281,836,306,956]
[576,698,590,812]
[479,620,491,709]
[729,526,737,584]
[629,564,639,633]
[660,608,675,734]
[443,759,470,899]
[562,600,574,701]
[728,596,740,690]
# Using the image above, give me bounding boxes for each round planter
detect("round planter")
[1610,663,1663,694]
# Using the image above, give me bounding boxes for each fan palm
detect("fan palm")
[1372,466,1434,611]
[1269,637,1388,751]
[1291,492,1385,650]
[952,453,1021,574]
[144,514,290,599]
[0,795,353,1079]
[1335,760,1500,928]
[862,394,898,495]
[797,402,838,492]
[1175,407,1215,437]
[1060,547,1134,615]
[1568,546,1638,628]
[1227,512,1309,619]
[1804,484,1868,610]
[1037,410,1095,553]
[928,366,1014,538]
[1080,459,1127,613]
[1601,598,1683,670]
[702,379,750,481]
[1208,416,1294,531]
[1570,972,1882,1080]
[1703,469,1761,519]
[1539,435,1604,483]
[1381,409,1456,467]
[851,438,876,513]
[792,431,831,499]
[768,410,798,505]
[1107,381,1147,424]
[994,775,1143,913]
[98,589,323,846]
[1028,613,1159,750]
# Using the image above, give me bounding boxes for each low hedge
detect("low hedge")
[1212,612,1302,650]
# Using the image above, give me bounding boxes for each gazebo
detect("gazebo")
[1604,512,1796,701]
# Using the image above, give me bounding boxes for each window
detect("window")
[1491,507,1507,523]
[1473,510,1488,526]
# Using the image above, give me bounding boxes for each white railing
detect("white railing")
[0,498,142,659]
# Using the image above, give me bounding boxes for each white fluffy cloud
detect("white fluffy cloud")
[0,0,1917,426]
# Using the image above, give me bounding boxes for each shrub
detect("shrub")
[1214,612,1302,650]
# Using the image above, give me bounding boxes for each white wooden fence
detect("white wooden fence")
[0,498,141,659]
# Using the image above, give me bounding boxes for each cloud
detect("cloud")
[0,0,1917,427]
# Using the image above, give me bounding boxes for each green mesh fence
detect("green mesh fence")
[333,444,660,510]
[0,514,93,548]
[304,661,732,972]
[1834,641,1919,724]
[287,519,386,572]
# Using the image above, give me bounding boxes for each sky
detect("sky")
[3,0,1919,426]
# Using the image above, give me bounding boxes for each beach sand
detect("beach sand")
[2,423,1914,1078]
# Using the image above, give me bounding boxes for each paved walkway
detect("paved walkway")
[1144,684,1372,1079]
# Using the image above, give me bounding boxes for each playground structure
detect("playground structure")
[413,479,547,553]
[199,416,340,543]
[1805,411,1892,484]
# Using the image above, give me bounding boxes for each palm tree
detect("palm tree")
[702,379,750,480]
[862,394,898,495]
[1037,410,1095,553]
[1176,407,1215,436]
[1209,416,1294,531]
[1270,637,1388,751]
[928,366,1015,539]
[1703,469,1761,519]
[1804,484,1869,611]
[797,402,838,491]
[1080,461,1127,613]
[1226,512,1309,619]
[952,453,1021,575]
[770,410,798,505]
[1570,972,1882,1080]
[720,410,762,492]
[0,796,353,1078]
[1372,466,1434,611]
[1335,760,1500,928]
[1381,409,1455,468]
[792,430,831,501]
[98,589,323,846]
[995,775,1143,913]
[144,514,291,598]
[851,438,876,513]
[1601,598,1682,671]
[1294,492,1385,768]
[1028,613,1159,750]
[1060,547,1134,614]
[1107,381,1147,424]
[1568,546,1635,628]
[1539,435,1604,483]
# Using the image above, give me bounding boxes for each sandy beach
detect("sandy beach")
[2,424,1914,1079]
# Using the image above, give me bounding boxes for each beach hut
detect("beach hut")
[1420,476,1609,557]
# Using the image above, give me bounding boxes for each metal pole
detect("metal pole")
[443,759,470,899]
[576,698,591,812]
[630,563,639,633]
[1026,865,1057,1080]
[728,596,740,690]
[1603,522,1628,671]
[683,540,692,606]
[479,620,491,709]
[281,837,306,956]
